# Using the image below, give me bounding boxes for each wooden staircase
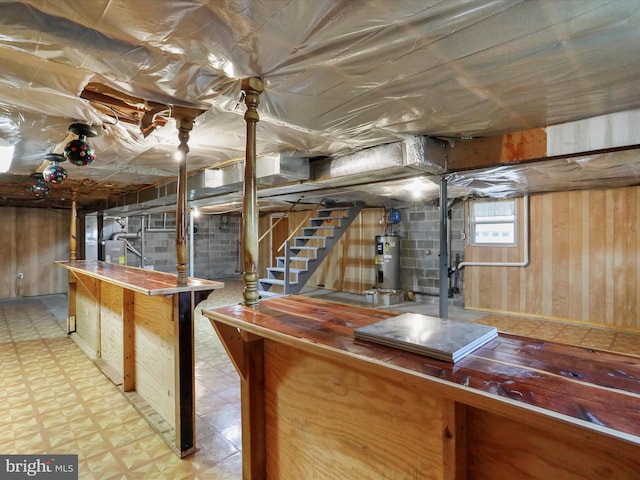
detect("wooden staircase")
[258,201,365,298]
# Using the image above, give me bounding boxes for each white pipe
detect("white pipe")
[456,195,529,270]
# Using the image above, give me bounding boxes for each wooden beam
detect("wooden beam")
[446,127,547,171]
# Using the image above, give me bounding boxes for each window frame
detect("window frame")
[468,199,517,247]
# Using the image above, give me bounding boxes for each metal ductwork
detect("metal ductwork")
[310,136,446,188]
[99,136,445,216]
[191,153,310,194]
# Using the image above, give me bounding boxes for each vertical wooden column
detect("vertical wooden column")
[68,190,78,333]
[70,190,77,261]
[175,117,192,286]
[241,77,264,306]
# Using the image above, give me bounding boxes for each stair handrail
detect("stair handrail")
[277,199,325,252]
[258,198,304,243]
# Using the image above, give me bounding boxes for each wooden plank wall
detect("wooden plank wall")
[465,185,640,330]
[0,206,70,299]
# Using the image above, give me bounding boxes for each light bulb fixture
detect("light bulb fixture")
[64,123,97,166]
[42,153,67,184]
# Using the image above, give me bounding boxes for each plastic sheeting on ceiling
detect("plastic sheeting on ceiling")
[1,0,640,204]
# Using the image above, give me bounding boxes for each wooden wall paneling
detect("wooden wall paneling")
[0,207,69,299]
[133,291,176,426]
[612,189,625,326]
[0,208,16,298]
[467,408,640,479]
[580,190,591,322]
[588,190,607,324]
[465,186,640,330]
[99,281,124,381]
[633,188,640,328]
[264,341,447,479]
[567,191,584,321]
[15,208,31,294]
[604,189,615,323]
[552,191,570,317]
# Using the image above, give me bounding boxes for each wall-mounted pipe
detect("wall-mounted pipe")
[439,177,449,319]
[456,195,530,270]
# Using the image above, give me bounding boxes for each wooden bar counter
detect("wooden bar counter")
[55,260,224,457]
[204,295,640,479]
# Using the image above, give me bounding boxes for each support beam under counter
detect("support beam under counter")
[204,295,640,480]
[55,260,224,458]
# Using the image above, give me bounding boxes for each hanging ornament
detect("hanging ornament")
[63,123,97,166]
[43,163,67,184]
[28,179,50,197]
[42,154,68,184]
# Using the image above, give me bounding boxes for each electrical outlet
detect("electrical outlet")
[17,272,24,279]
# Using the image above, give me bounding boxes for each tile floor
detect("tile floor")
[1,280,639,479]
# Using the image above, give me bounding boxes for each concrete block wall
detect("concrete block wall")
[192,214,241,279]
[393,200,465,299]
[124,213,241,280]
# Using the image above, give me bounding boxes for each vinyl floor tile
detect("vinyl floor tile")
[2,281,639,479]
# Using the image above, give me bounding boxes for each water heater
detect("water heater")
[375,235,401,291]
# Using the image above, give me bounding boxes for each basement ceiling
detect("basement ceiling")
[1,0,640,210]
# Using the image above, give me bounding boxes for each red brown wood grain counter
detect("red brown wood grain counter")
[206,294,640,443]
[55,259,223,294]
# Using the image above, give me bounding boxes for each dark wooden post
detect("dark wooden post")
[241,77,264,306]
[172,107,206,286]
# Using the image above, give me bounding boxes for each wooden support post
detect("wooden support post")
[241,77,264,307]
[175,118,191,286]
[172,107,206,286]
[70,190,77,261]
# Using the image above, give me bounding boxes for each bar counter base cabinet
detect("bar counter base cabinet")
[205,296,640,480]
[57,260,223,458]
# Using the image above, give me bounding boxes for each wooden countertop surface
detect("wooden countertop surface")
[55,260,224,295]
[204,295,640,446]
